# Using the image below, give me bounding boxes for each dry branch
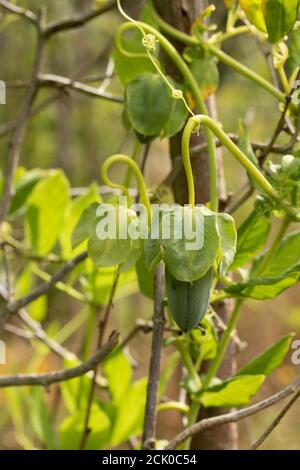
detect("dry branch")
[0,331,119,388]
[164,375,300,449]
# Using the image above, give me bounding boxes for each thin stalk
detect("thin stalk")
[183,115,280,203]
[123,139,143,188]
[116,21,219,211]
[149,1,285,103]
[101,154,152,223]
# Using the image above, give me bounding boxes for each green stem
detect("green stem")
[213,25,250,44]
[183,115,280,203]
[149,1,285,103]
[278,64,290,95]
[117,21,219,211]
[101,154,152,224]
[182,119,197,206]
[157,401,189,415]
[177,341,202,391]
[123,139,143,188]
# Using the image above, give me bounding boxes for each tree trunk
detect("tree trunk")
[154,0,238,450]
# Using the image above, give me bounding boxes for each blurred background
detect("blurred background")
[0,0,299,450]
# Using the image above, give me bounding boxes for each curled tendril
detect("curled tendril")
[101,154,152,224]
[181,115,295,215]
[116,0,194,116]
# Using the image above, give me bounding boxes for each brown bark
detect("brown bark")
[154,0,238,450]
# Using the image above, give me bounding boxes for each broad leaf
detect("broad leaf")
[113,31,155,85]
[185,48,220,100]
[87,206,143,269]
[199,375,265,407]
[287,25,300,74]
[161,83,188,138]
[102,349,133,403]
[237,335,292,376]
[239,0,267,32]
[72,201,99,249]
[9,168,45,217]
[126,74,172,137]
[146,206,220,282]
[60,404,110,450]
[61,184,100,257]
[216,213,237,276]
[110,378,147,446]
[26,171,70,256]
[136,253,154,299]
[231,211,271,270]
[29,388,57,450]
[263,0,300,43]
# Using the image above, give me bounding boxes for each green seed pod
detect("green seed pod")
[166,268,214,332]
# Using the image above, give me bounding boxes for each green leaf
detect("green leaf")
[72,201,99,249]
[237,335,292,376]
[60,404,111,450]
[87,206,143,269]
[9,169,45,217]
[61,184,100,257]
[191,317,218,361]
[227,230,300,298]
[147,206,220,282]
[161,85,188,138]
[25,170,70,256]
[252,229,300,277]
[29,388,57,450]
[263,0,300,43]
[200,375,265,407]
[287,25,300,73]
[83,265,138,305]
[136,253,154,299]
[113,32,155,85]
[185,48,220,100]
[231,211,271,270]
[226,268,299,299]
[110,378,147,446]
[125,73,172,137]
[239,0,267,32]
[216,213,237,276]
[102,349,133,403]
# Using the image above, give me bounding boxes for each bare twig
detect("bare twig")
[6,74,123,103]
[17,309,78,362]
[164,375,300,450]
[43,0,117,38]
[0,10,45,225]
[142,264,165,450]
[0,0,37,25]
[80,269,120,450]
[259,96,292,165]
[0,330,118,388]
[251,387,300,450]
[0,252,88,329]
